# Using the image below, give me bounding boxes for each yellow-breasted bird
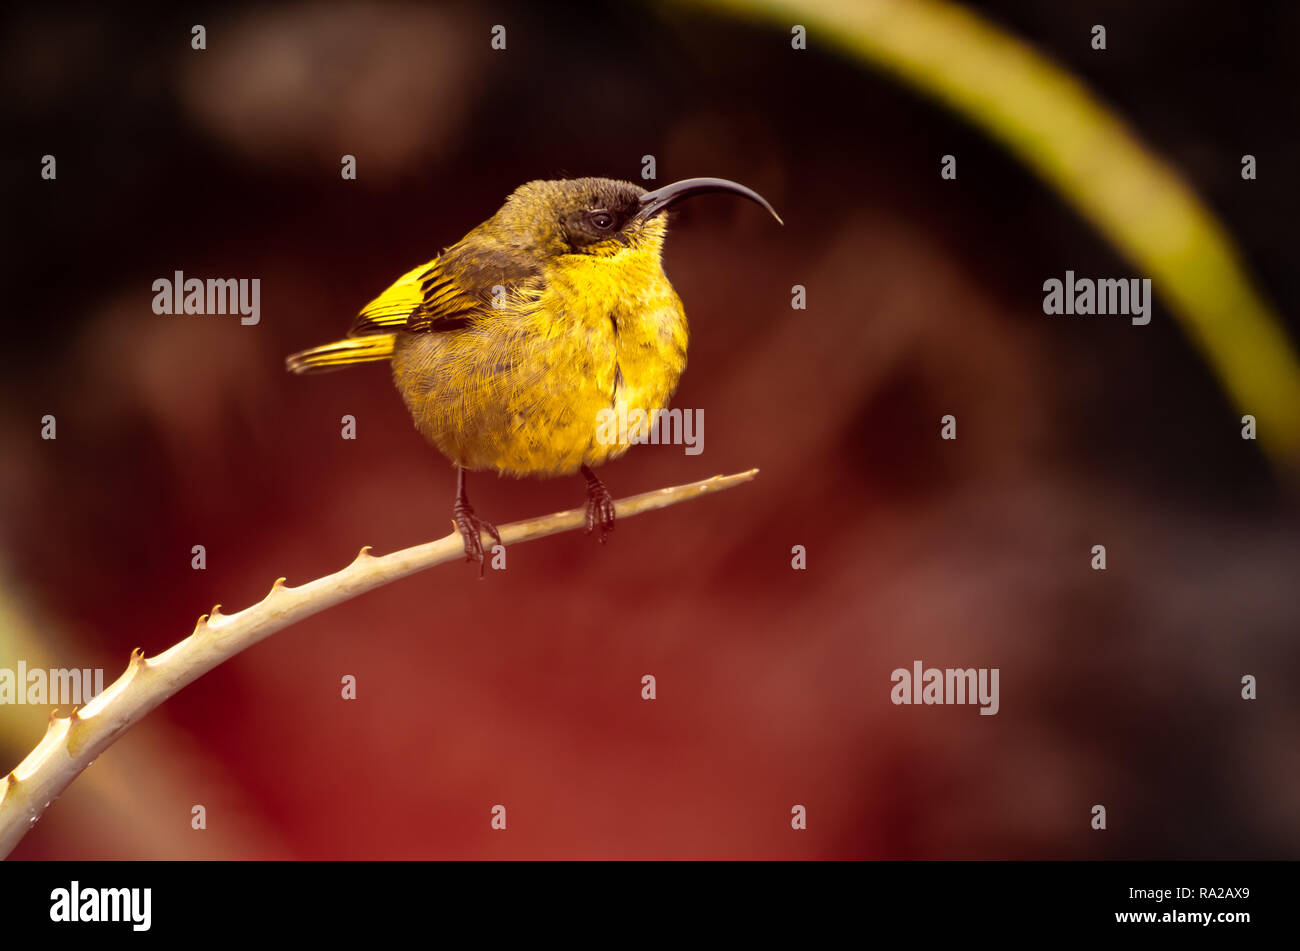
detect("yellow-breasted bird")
[286,176,781,571]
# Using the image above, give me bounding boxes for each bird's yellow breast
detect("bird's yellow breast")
[391,233,688,477]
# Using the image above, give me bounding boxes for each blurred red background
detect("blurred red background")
[1,0,1297,859]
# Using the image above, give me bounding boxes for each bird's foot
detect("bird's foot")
[452,500,501,577]
[582,467,615,543]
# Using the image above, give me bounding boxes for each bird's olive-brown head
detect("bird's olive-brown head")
[484,176,781,260]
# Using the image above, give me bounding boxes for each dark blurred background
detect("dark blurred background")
[1,0,1296,859]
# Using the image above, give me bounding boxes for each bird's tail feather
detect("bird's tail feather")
[285,334,396,374]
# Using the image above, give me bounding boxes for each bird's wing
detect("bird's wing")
[348,260,438,336]
[349,241,541,337]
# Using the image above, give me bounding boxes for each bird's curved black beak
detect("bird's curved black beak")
[634,177,783,225]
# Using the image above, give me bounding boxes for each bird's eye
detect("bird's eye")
[588,210,615,231]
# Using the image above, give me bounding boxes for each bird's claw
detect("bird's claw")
[584,479,616,543]
[452,501,501,577]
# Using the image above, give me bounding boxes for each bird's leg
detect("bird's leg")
[451,466,501,577]
[581,464,615,543]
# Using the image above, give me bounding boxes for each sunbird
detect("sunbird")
[287,176,781,571]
